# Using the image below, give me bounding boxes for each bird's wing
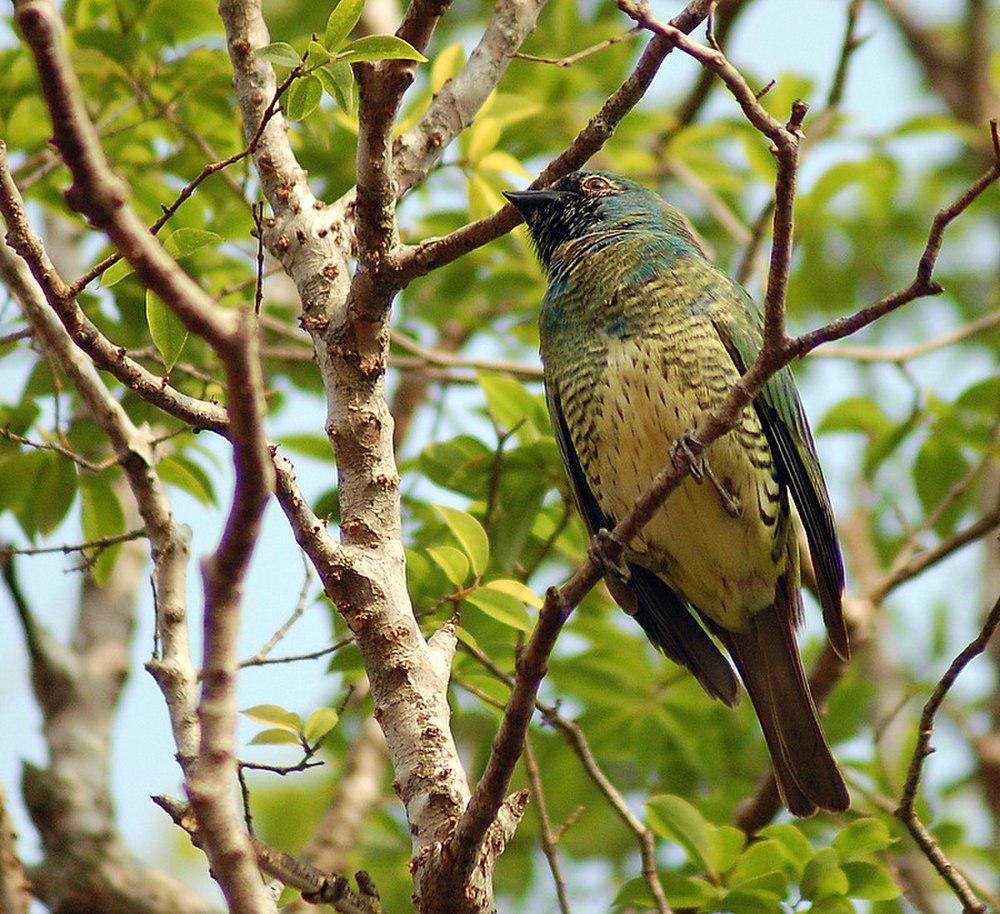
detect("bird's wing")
[546,382,739,704]
[706,273,848,659]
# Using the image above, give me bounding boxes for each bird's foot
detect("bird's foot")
[672,432,706,482]
[588,528,631,585]
[673,433,743,517]
[703,465,743,518]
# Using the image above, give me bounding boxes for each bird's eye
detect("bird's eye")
[581,175,616,195]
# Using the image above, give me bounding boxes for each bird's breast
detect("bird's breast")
[557,327,788,631]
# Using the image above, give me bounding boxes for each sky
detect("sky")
[0,0,994,910]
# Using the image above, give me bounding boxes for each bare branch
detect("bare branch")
[513,26,643,67]
[153,796,383,914]
[12,2,275,907]
[893,595,1000,914]
[388,0,715,284]
[0,146,228,433]
[523,738,572,914]
[811,309,1000,363]
[0,247,216,914]
[0,529,147,559]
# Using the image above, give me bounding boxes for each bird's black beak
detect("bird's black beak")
[503,189,567,218]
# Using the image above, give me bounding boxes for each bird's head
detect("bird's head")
[503,171,703,271]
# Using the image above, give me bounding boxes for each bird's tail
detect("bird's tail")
[715,573,850,817]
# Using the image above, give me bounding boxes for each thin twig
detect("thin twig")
[241,554,315,666]
[0,528,147,559]
[512,26,643,67]
[523,738,572,914]
[894,596,1000,914]
[153,796,383,914]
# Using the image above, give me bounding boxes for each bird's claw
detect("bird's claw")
[673,433,743,517]
[673,433,706,482]
[589,528,631,584]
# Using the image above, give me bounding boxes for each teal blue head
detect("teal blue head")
[503,171,703,272]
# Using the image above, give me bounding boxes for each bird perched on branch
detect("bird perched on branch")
[505,171,850,816]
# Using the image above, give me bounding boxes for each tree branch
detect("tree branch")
[0,246,217,914]
[894,595,1000,914]
[387,0,715,285]
[153,796,383,914]
[12,2,274,908]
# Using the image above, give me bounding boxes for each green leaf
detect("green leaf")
[731,839,792,884]
[146,291,189,370]
[303,707,339,743]
[613,877,652,909]
[662,873,721,908]
[807,898,856,914]
[336,35,427,64]
[80,476,126,586]
[317,62,355,112]
[483,578,542,608]
[324,0,366,51]
[759,822,814,873]
[708,825,747,874]
[833,818,895,862]
[478,373,546,440]
[433,504,489,575]
[427,546,470,585]
[913,435,969,522]
[163,227,222,258]
[464,587,533,632]
[277,434,334,461]
[646,794,713,874]
[466,118,502,163]
[158,454,216,505]
[842,861,900,901]
[257,41,302,67]
[32,451,78,536]
[801,848,849,901]
[242,704,302,732]
[100,256,135,287]
[819,397,892,438]
[454,625,481,652]
[307,40,332,66]
[249,728,302,746]
[284,74,323,121]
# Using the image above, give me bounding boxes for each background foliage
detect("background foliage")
[0,0,998,912]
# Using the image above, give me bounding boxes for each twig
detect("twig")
[0,326,32,346]
[812,310,1000,363]
[13,3,274,910]
[523,738,572,914]
[153,796,383,914]
[240,637,353,669]
[512,26,643,67]
[0,146,229,434]
[66,64,302,297]
[252,201,266,317]
[387,0,715,284]
[0,425,108,471]
[0,528,147,558]
[872,510,1000,607]
[390,329,544,380]
[894,595,1000,914]
[240,554,315,666]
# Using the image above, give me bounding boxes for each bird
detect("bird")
[504,170,850,817]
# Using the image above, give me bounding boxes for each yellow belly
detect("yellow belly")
[583,337,785,631]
